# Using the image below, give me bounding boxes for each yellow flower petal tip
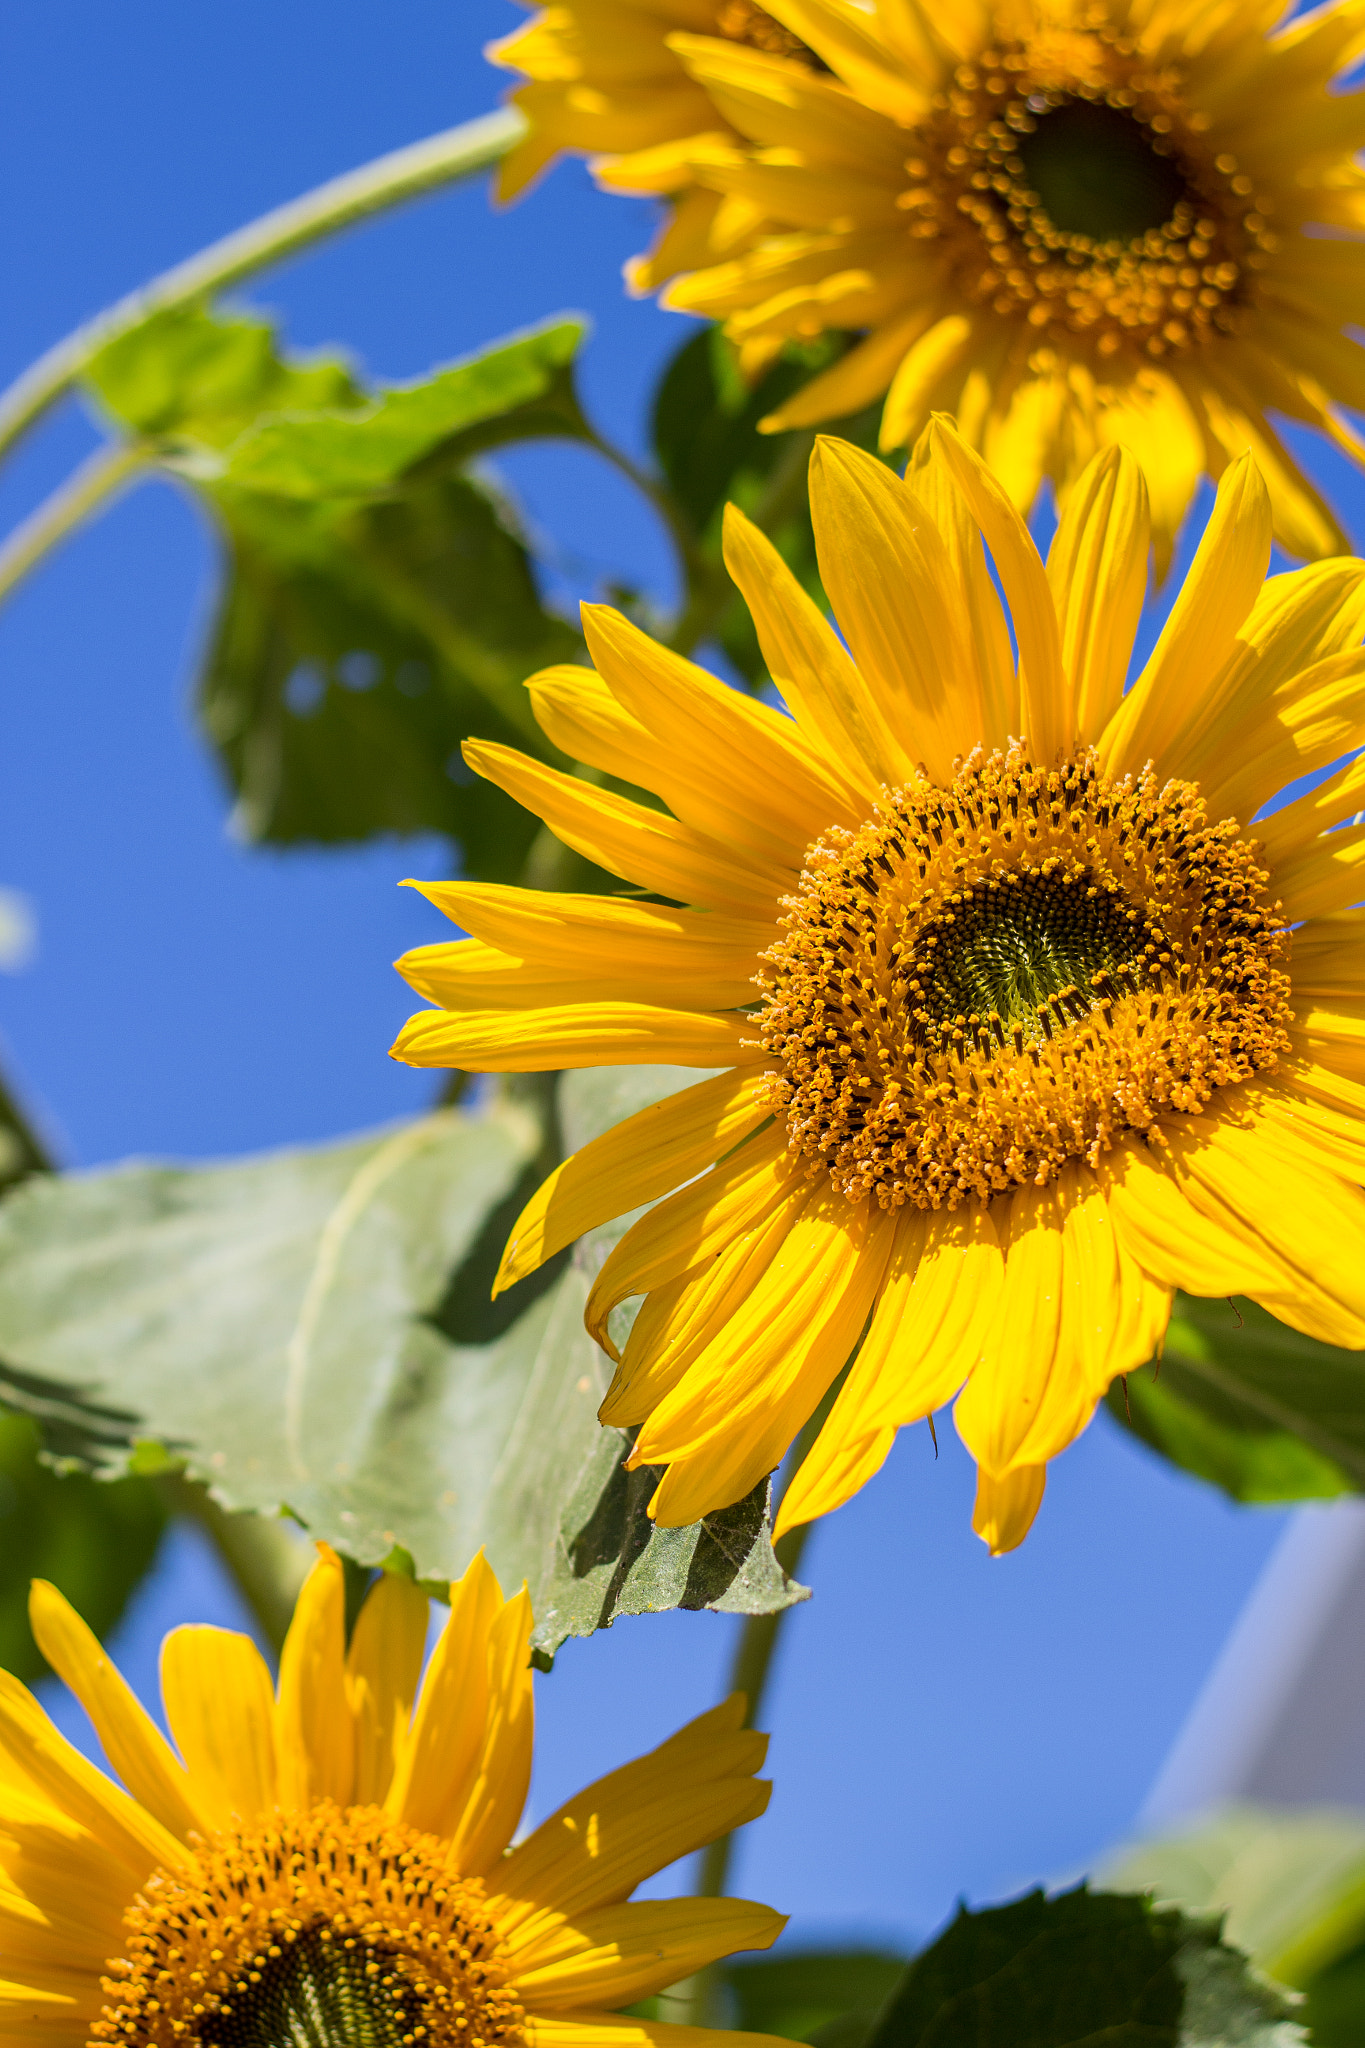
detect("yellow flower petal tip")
[1,1567,788,2048]
[645,0,1365,561]
[972,1465,1048,1558]
[393,426,1365,1551]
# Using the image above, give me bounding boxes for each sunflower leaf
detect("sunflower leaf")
[0,1413,165,1684]
[713,1948,909,2048]
[861,1886,1303,2048]
[82,307,590,869]
[1106,1295,1365,1505]
[0,1068,802,1651]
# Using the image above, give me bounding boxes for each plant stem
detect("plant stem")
[0,442,148,606]
[696,1516,815,1902]
[0,106,527,469]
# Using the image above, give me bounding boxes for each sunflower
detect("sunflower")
[392,423,1365,1555]
[485,0,833,291]
[0,1546,789,2048]
[650,0,1365,568]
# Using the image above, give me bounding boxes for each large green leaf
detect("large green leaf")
[83,308,592,870]
[0,1067,804,1657]
[863,1887,1302,2048]
[0,1412,165,1683]
[1104,1807,1365,2044]
[1107,1296,1365,1506]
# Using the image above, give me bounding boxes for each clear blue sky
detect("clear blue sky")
[1,0,1342,1952]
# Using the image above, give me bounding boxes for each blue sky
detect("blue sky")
[0,0,1343,1951]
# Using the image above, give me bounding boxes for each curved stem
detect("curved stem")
[584,430,706,617]
[696,1516,814,1902]
[0,106,527,469]
[0,442,148,606]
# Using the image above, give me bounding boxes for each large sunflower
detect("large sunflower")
[486,0,831,290]
[393,424,1365,1554]
[1,1547,788,2048]
[653,0,1365,566]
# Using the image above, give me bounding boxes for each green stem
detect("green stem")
[0,106,527,469]
[0,442,148,605]
[696,1516,814,1902]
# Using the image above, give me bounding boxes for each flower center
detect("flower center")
[714,0,828,70]
[1015,98,1185,242]
[900,34,1274,358]
[95,1804,525,2048]
[756,747,1292,1210]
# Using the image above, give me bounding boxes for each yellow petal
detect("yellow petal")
[971,1463,1046,1556]
[1097,451,1271,782]
[774,1417,896,1537]
[387,1551,502,1838]
[580,603,861,852]
[463,741,788,918]
[925,415,1068,764]
[392,1002,760,1074]
[905,423,1018,748]
[808,436,984,782]
[525,2015,794,2048]
[159,1626,280,1828]
[603,1191,800,1428]
[879,312,974,454]
[445,1587,536,1877]
[0,1671,188,1886]
[490,1694,768,1935]
[762,305,934,436]
[411,880,771,972]
[276,1543,354,1812]
[396,934,760,1016]
[1045,445,1151,747]
[585,1126,799,1359]
[499,1069,772,1295]
[639,1194,898,1525]
[346,1571,430,1810]
[1092,368,1203,581]
[512,1896,784,2009]
[846,1202,1005,1432]
[720,500,899,793]
[26,1582,206,1845]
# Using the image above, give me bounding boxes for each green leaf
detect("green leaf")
[650,327,880,685]
[0,1068,804,1657]
[862,1887,1302,2048]
[1106,1295,1365,1506]
[718,1950,909,2048]
[217,319,591,496]
[83,308,593,869]
[86,304,364,450]
[1300,1941,1365,2047]
[0,1411,165,1683]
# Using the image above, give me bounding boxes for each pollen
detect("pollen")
[756,746,1293,1208]
[898,21,1275,357]
[95,1803,525,2048]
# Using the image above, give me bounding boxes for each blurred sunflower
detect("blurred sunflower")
[486,0,832,290]
[394,424,1365,1553]
[1,1547,787,2048]
[654,0,1365,566]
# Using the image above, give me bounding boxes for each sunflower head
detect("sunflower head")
[392,419,1365,1555]
[658,0,1365,564]
[0,1547,789,2048]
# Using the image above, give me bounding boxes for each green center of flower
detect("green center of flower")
[97,1804,525,2048]
[1016,98,1187,242]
